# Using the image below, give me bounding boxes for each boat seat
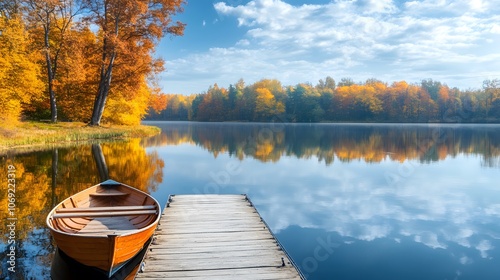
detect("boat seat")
[56,205,156,213]
[89,191,129,197]
[52,210,157,219]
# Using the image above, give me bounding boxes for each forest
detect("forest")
[146,77,500,123]
[0,0,184,126]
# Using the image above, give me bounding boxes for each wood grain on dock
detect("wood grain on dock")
[135,194,303,279]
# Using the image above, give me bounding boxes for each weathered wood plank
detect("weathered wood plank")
[141,250,283,261]
[135,267,302,279]
[137,265,302,280]
[155,232,272,243]
[135,194,303,279]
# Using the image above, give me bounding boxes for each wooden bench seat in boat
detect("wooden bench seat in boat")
[88,190,129,197]
[56,205,156,213]
[52,209,157,219]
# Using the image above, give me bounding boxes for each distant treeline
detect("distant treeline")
[146,77,500,123]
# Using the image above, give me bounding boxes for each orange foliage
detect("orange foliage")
[149,93,169,114]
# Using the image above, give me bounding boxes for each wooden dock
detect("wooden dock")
[135,194,303,279]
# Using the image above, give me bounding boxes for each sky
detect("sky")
[157,0,500,94]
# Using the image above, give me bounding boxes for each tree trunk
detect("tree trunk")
[48,75,57,122]
[51,148,58,208]
[92,144,109,181]
[44,21,57,122]
[90,6,118,127]
[90,52,115,126]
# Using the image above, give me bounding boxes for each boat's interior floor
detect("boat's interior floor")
[78,217,137,235]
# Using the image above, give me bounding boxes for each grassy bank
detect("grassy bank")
[0,122,161,150]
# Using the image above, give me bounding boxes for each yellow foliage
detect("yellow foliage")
[254,142,274,161]
[0,16,43,123]
[254,87,284,120]
[104,83,150,125]
[0,159,51,240]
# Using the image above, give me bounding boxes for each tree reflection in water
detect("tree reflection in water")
[0,140,164,279]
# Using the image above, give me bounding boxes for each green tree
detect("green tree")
[337,77,355,87]
[483,79,500,118]
[421,79,442,101]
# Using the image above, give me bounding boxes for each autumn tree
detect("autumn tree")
[196,83,228,121]
[0,13,44,124]
[250,79,285,121]
[333,83,356,120]
[0,0,21,17]
[254,88,284,121]
[56,26,99,121]
[360,80,384,119]
[148,93,168,114]
[24,0,83,122]
[83,0,185,126]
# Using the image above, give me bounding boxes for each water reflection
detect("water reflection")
[0,140,163,279]
[144,122,500,280]
[2,122,500,279]
[144,122,500,167]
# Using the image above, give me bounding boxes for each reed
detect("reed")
[0,122,161,149]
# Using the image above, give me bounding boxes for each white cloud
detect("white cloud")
[469,0,488,12]
[460,255,473,265]
[476,240,494,258]
[236,39,250,46]
[414,232,447,250]
[356,0,399,14]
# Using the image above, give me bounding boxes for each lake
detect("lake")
[1,121,500,279]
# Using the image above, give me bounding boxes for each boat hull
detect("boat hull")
[51,238,150,280]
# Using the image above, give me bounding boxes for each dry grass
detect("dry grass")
[0,122,161,150]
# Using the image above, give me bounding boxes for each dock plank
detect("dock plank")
[135,194,303,279]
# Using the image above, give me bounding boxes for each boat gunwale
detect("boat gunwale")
[46,181,161,238]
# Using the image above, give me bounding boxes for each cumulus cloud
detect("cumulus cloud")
[476,240,494,258]
[414,232,447,250]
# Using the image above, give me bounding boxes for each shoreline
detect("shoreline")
[0,122,161,152]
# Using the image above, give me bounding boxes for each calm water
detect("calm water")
[1,122,500,279]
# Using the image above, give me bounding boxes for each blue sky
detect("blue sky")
[157,0,500,94]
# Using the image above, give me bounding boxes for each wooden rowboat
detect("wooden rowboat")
[46,179,160,277]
